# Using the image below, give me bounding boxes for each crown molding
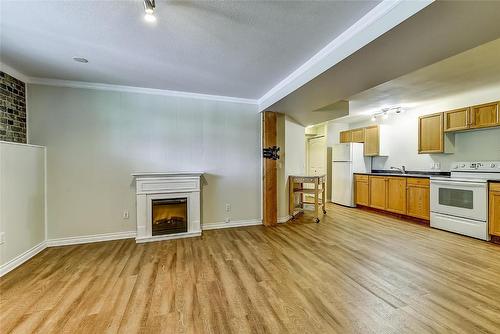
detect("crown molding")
[257,0,434,111]
[28,77,259,105]
[2,0,431,109]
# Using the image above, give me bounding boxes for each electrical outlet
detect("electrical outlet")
[225,203,231,212]
[123,211,129,219]
[434,162,440,170]
[0,232,5,245]
[225,217,231,223]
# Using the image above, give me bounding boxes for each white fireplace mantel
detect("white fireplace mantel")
[133,172,204,243]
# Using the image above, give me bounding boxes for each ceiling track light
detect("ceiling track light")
[143,0,156,22]
[370,106,404,121]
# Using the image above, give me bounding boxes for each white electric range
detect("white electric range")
[430,161,500,240]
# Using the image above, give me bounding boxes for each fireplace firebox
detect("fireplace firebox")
[152,198,188,235]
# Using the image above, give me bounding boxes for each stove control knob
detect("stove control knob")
[492,163,497,168]
[460,164,466,168]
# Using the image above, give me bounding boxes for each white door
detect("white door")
[306,136,326,201]
[308,137,326,176]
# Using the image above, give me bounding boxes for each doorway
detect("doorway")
[306,135,327,202]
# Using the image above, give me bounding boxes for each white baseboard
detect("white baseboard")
[278,216,291,223]
[46,231,136,247]
[202,219,262,231]
[0,241,47,277]
[136,231,202,243]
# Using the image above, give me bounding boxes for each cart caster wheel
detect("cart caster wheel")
[314,218,320,223]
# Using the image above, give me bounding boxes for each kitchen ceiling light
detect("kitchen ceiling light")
[143,0,156,22]
[72,57,88,63]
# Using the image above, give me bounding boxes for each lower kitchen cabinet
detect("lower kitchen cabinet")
[355,174,369,206]
[406,178,430,220]
[369,176,387,210]
[489,183,500,236]
[355,174,430,221]
[386,177,407,215]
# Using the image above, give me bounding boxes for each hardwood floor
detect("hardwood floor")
[2,204,500,333]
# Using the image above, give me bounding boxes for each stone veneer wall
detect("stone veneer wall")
[0,71,27,143]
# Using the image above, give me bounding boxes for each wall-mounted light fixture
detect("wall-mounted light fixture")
[143,0,156,23]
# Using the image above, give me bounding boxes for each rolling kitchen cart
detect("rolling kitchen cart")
[288,175,326,223]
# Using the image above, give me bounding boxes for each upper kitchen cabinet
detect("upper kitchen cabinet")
[364,125,389,156]
[444,101,499,132]
[418,112,454,154]
[339,130,352,143]
[351,128,365,143]
[470,101,499,129]
[444,108,469,132]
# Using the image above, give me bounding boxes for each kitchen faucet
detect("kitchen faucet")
[390,165,407,174]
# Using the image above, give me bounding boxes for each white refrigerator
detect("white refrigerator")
[331,143,371,207]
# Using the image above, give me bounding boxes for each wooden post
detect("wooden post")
[262,111,278,226]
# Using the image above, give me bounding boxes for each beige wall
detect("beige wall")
[27,85,261,239]
[0,142,45,267]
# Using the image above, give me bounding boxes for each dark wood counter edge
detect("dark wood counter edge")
[372,170,451,177]
[354,173,430,178]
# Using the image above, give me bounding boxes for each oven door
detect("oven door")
[430,179,487,221]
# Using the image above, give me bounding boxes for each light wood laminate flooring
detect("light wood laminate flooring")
[2,204,500,333]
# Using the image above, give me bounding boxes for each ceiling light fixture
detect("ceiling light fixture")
[370,106,403,121]
[72,57,88,63]
[143,0,156,23]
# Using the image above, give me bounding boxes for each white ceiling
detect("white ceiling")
[345,37,500,122]
[268,0,500,125]
[0,0,380,99]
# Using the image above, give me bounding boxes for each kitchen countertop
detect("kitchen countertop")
[355,170,451,178]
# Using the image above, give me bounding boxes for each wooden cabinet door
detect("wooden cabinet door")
[406,178,430,220]
[386,177,407,215]
[339,130,352,143]
[444,108,469,132]
[490,184,500,236]
[355,175,369,206]
[351,128,365,143]
[369,176,386,210]
[470,101,499,129]
[364,126,379,156]
[418,112,443,154]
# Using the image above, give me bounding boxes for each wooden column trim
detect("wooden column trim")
[262,111,278,226]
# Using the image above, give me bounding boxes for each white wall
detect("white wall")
[27,85,261,239]
[0,142,45,268]
[339,86,500,171]
[285,118,306,179]
[277,115,305,220]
